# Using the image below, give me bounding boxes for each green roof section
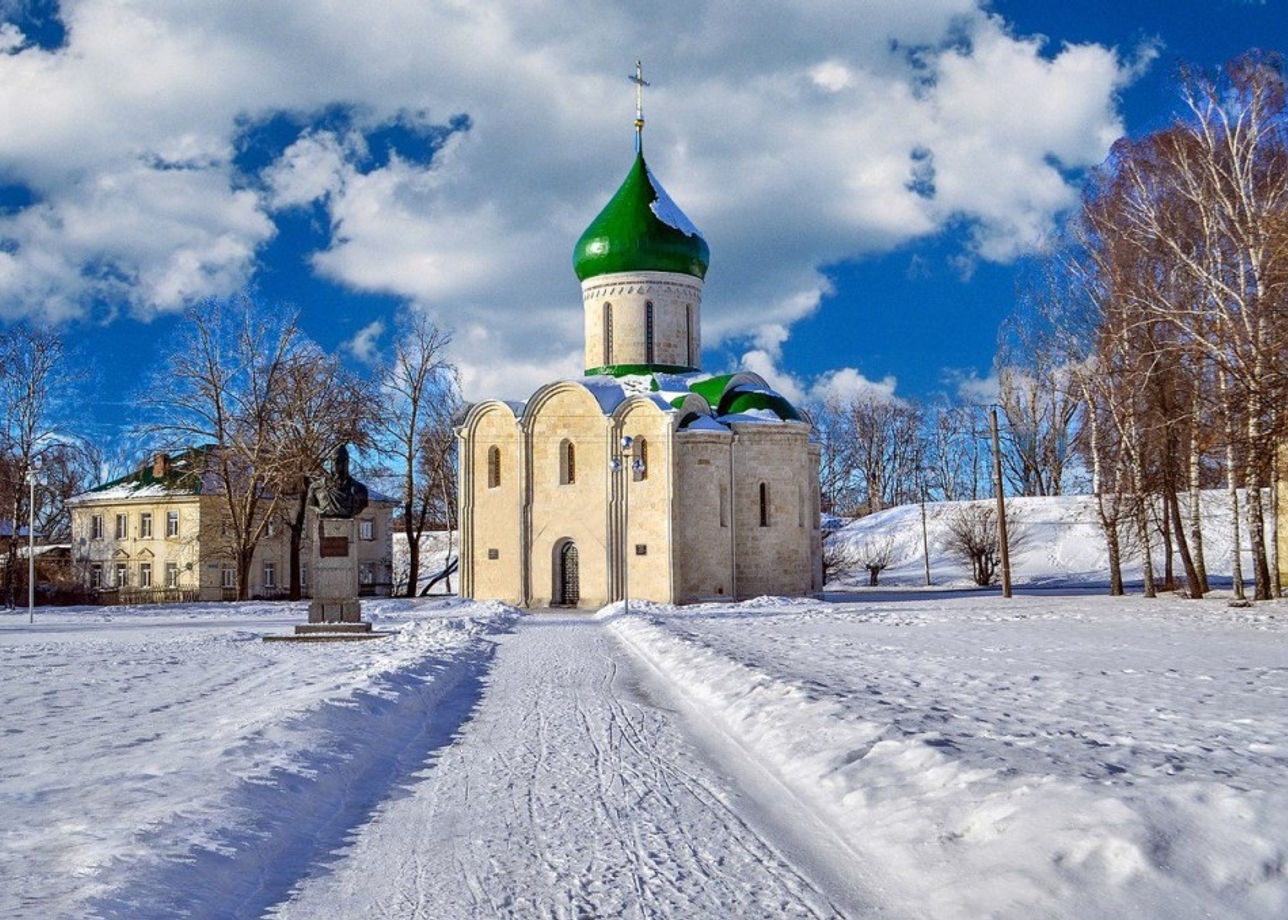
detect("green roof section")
[573,151,710,282]
[583,363,696,378]
[720,389,804,422]
[86,445,211,495]
[685,373,734,407]
[576,369,805,424]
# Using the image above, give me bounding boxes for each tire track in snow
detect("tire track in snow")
[273,616,853,919]
[87,631,505,920]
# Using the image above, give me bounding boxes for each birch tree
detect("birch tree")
[372,312,457,597]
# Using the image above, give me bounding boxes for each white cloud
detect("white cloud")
[0,0,1146,397]
[740,347,899,409]
[0,162,273,322]
[740,348,806,404]
[810,60,853,93]
[264,131,354,210]
[948,368,1000,404]
[342,319,385,365]
[809,367,899,405]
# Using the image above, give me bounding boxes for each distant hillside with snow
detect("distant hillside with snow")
[828,491,1274,591]
[388,493,1275,595]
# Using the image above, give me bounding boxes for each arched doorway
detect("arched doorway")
[555,541,579,606]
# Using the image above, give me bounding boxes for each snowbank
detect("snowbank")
[608,595,1288,918]
[0,598,520,920]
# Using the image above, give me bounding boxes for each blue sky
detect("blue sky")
[0,0,1284,445]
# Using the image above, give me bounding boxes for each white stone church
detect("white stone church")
[457,112,822,608]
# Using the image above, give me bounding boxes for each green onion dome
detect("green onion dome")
[573,151,710,281]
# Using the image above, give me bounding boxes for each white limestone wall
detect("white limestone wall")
[459,403,524,605]
[523,385,612,607]
[808,442,823,592]
[673,430,736,602]
[729,422,819,599]
[581,271,702,370]
[615,401,676,604]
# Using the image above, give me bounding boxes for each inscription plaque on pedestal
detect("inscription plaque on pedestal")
[319,519,350,558]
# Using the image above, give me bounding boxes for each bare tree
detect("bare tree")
[272,343,371,600]
[0,325,75,607]
[415,386,463,595]
[143,300,303,600]
[371,312,457,597]
[845,396,923,515]
[996,308,1084,498]
[925,403,987,502]
[1099,54,1288,598]
[812,400,860,516]
[945,502,1025,587]
[855,535,897,586]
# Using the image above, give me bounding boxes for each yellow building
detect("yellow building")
[458,120,822,608]
[68,448,396,602]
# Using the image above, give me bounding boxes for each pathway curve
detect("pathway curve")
[270,615,865,919]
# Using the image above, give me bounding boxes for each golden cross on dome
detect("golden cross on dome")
[629,59,649,151]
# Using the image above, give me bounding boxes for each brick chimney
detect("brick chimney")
[152,452,170,477]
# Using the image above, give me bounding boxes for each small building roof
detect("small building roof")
[70,446,215,503]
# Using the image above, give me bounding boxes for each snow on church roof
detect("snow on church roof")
[498,370,807,432]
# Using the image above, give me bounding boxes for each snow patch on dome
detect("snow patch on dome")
[645,166,704,239]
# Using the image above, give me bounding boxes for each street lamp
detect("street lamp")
[25,458,42,624]
[609,435,644,617]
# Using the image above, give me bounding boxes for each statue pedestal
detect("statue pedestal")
[308,518,362,624]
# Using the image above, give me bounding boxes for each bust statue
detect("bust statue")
[307,444,369,519]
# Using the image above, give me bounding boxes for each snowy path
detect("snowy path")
[271,615,868,919]
[0,600,517,920]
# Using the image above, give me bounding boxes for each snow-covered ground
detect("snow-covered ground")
[0,598,517,919]
[3,497,1287,918]
[610,594,1288,918]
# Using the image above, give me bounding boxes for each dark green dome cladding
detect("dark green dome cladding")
[573,152,710,281]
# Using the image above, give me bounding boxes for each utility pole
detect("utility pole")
[990,407,1012,598]
[26,459,41,623]
[919,467,931,587]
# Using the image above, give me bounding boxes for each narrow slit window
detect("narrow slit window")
[645,301,655,364]
[560,439,576,485]
[686,304,694,366]
[487,446,501,489]
[719,484,729,528]
[634,438,648,481]
[603,302,614,365]
[759,482,770,527]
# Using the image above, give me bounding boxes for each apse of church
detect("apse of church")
[458,65,822,607]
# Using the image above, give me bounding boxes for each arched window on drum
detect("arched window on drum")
[603,302,614,365]
[645,301,655,364]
